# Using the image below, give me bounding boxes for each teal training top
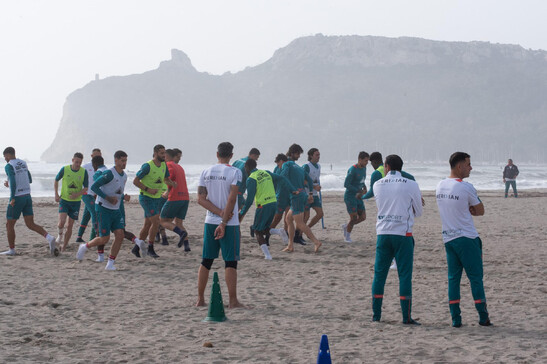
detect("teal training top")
[232,156,249,195]
[280,160,313,191]
[344,164,366,197]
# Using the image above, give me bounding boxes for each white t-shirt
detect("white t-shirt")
[374,171,423,236]
[198,163,242,226]
[436,178,481,243]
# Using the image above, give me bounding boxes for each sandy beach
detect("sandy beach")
[0,190,546,363]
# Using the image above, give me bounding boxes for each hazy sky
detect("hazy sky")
[1,0,546,160]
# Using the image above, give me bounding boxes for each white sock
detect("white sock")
[260,244,272,260]
[58,228,63,235]
[45,233,55,242]
[1,248,15,255]
[269,228,279,236]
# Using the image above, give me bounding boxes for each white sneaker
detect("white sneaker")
[344,234,353,243]
[390,259,397,270]
[341,224,348,240]
[95,254,105,263]
[0,249,15,256]
[76,243,88,261]
[105,259,116,270]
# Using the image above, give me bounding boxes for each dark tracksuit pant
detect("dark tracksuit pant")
[445,236,489,325]
[372,234,414,322]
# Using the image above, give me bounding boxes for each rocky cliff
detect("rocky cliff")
[42,35,547,163]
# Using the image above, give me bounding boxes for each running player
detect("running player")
[239,158,296,259]
[77,150,129,270]
[2,147,57,256]
[196,142,243,308]
[280,144,322,253]
[160,148,191,251]
[436,152,492,327]
[342,151,369,243]
[76,148,102,243]
[132,144,175,258]
[371,154,423,325]
[268,154,290,243]
[54,152,88,251]
[232,148,260,210]
[302,148,324,230]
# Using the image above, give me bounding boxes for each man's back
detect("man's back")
[199,164,241,226]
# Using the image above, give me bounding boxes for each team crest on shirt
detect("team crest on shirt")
[68,182,77,189]
[115,188,122,194]
[155,178,162,184]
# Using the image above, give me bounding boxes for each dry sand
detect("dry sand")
[0,190,546,363]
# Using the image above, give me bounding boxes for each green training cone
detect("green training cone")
[203,272,227,322]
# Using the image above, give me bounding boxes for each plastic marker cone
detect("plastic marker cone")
[203,272,227,322]
[317,334,332,364]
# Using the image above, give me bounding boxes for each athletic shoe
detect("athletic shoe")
[95,254,105,263]
[264,255,272,260]
[131,244,141,258]
[479,319,493,326]
[183,240,191,252]
[75,237,85,243]
[389,259,397,270]
[403,318,421,325]
[344,234,353,243]
[294,233,307,245]
[76,243,88,261]
[105,259,116,270]
[147,244,159,258]
[341,224,348,240]
[161,237,169,246]
[0,249,15,256]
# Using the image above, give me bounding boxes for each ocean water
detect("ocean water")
[1,161,546,198]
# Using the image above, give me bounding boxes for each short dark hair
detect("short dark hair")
[274,153,288,163]
[153,144,165,154]
[165,149,176,158]
[173,148,182,156]
[287,143,303,157]
[3,147,15,156]
[92,148,101,153]
[358,151,369,160]
[114,150,127,159]
[307,148,319,161]
[249,148,260,156]
[91,155,104,170]
[73,152,84,160]
[244,158,257,176]
[385,154,403,171]
[449,152,470,169]
[218,142,234,158]
[369,152,382,164]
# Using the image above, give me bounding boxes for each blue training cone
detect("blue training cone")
[317,334,332,364]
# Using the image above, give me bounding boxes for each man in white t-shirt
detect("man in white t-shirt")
[371,155,423,325]
[195,142,244,309]
[436,152,491,327]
